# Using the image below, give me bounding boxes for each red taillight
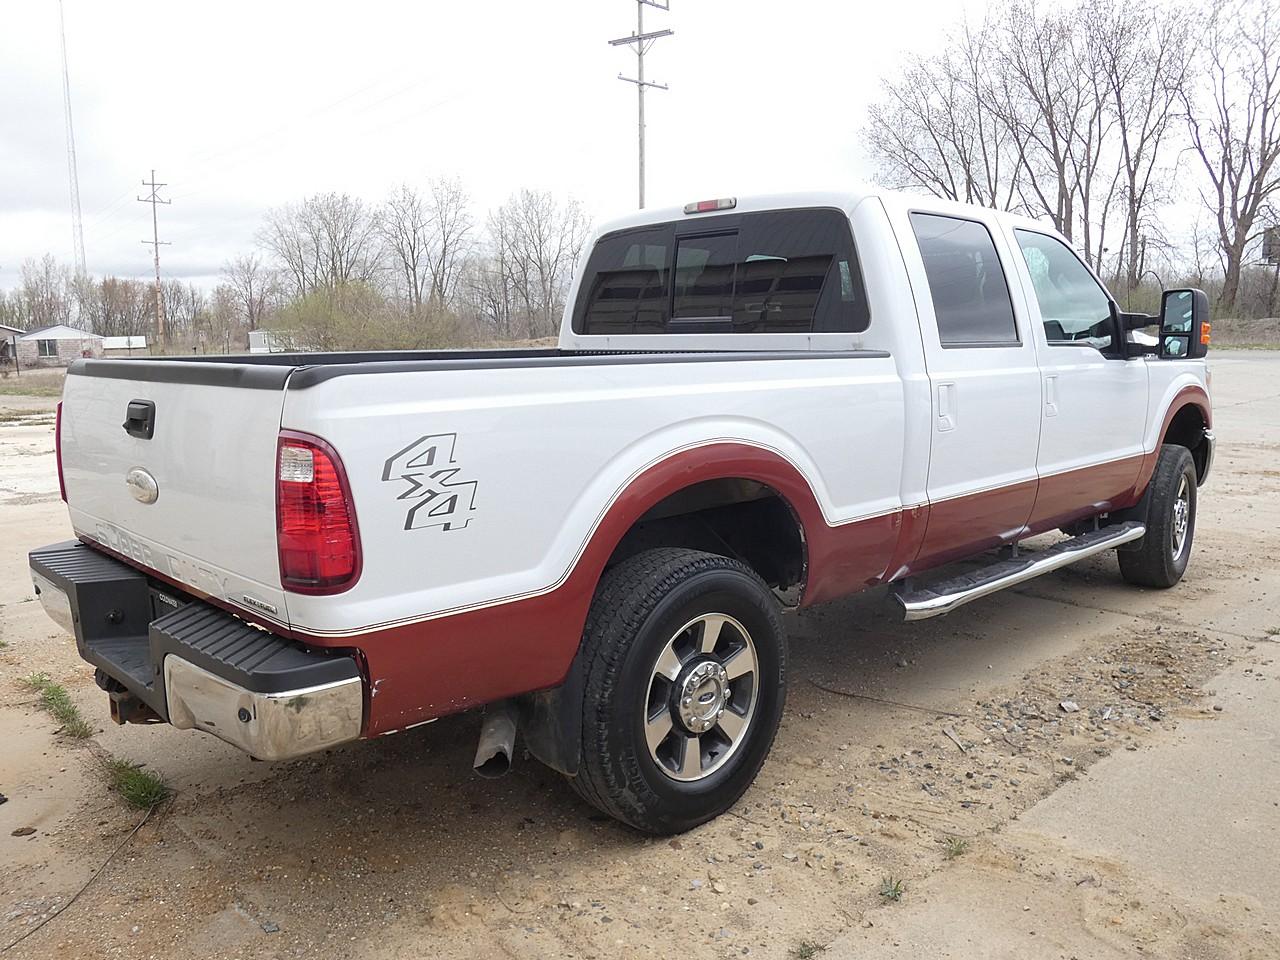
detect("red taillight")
[55,401,67,502]
[276,431,361,594]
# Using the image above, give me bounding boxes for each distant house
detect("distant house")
[17,324,105,368]
[0,323,23,371]
[248,330,290,354]
[102,335,149,356]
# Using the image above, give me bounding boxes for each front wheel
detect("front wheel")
[1119,444,1197,588]
[571,548,787,834]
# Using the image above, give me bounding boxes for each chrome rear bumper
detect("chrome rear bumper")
[164,656,363,760]
[32,569,74,635]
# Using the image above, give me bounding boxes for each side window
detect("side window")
[1014,231,1114,351]
[572,209,870,335]
[573,227,670,335]
[909,213,1019,346]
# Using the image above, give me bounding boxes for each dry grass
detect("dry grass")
[0,368,66,397]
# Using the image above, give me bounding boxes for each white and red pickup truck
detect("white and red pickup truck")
[29,189,1214,834]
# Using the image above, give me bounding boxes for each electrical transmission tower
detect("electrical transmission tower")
[138,171,171,346]
[58,0,86,276]
[609,0,673,210]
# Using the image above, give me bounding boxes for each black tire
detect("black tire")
[1119,444,1197,588]
[571,547,787,835]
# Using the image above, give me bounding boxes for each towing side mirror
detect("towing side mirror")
[1159,288,1210,359]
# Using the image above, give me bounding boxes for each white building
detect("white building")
[17,324,105,368]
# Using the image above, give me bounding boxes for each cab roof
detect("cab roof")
[590,185,1057,241]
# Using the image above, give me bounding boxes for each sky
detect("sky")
[0,0,994,292]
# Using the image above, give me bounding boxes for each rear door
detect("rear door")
[1009,229,1148,532]
[897,209,1044,568]
[58,363,291,626]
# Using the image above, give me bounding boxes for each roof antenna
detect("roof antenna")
[58,0,87,278]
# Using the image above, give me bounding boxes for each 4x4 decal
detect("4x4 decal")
[381,433,478,531]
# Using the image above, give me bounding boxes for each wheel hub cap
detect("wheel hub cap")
[1171,475,1190,561]
[642,612,760,782]
[676,661,729,733]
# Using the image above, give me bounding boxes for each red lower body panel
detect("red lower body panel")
[910,478,1039,572]
[1024,455,1145,536]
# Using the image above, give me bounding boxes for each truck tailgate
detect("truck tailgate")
[59,362,292,626]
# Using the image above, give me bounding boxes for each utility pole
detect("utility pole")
[58,0,86,277]
[609,0,672,209]
[138,170,171,347]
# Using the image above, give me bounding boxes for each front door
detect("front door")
[897,209,1044,569]
[1009,229,1149,533]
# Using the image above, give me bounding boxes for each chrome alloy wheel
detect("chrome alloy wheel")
[1171,474,1191,562]
[644,613,759,782]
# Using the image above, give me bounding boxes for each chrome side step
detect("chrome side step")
[894,521,1147,621]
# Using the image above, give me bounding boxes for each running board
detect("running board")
[894,521,1146,621]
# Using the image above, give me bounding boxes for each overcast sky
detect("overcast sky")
[1,0,995,292]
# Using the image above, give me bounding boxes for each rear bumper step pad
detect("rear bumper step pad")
[29,540,363,758]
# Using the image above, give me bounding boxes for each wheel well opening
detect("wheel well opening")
[1164,404,1208,480]
[606,479,806,595]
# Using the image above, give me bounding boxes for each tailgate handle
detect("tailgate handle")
[122,400,156,440]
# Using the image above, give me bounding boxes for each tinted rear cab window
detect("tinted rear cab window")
[909,213,1018,346]
[573,208,870,335]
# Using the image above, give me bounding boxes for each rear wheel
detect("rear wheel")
[1119,444,1197,588]
[571,548,787,835]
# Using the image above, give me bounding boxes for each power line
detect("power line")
[57,0,86,276]
[137,170,171,345]
[610,0,673,210]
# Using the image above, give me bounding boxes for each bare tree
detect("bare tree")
[203,284,246,355]
[221,254,279,332]
[486,190,590,339]
[467,220,522,341]
[380,184,433,310]
[19,255,75,329]
[993,2,1111,245]
[0,289,22,330]
[1091,0,1192,292]
[425,176,475,307]
[78,276,149,338]
[865,0,1194,282]
[261,192,384,297]
[866,19,1024,209]
[380,177,476,312]
[1185,0,1280,312]
[161,279,205,340]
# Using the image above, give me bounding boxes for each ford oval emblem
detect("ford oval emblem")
[125,467,159,504]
